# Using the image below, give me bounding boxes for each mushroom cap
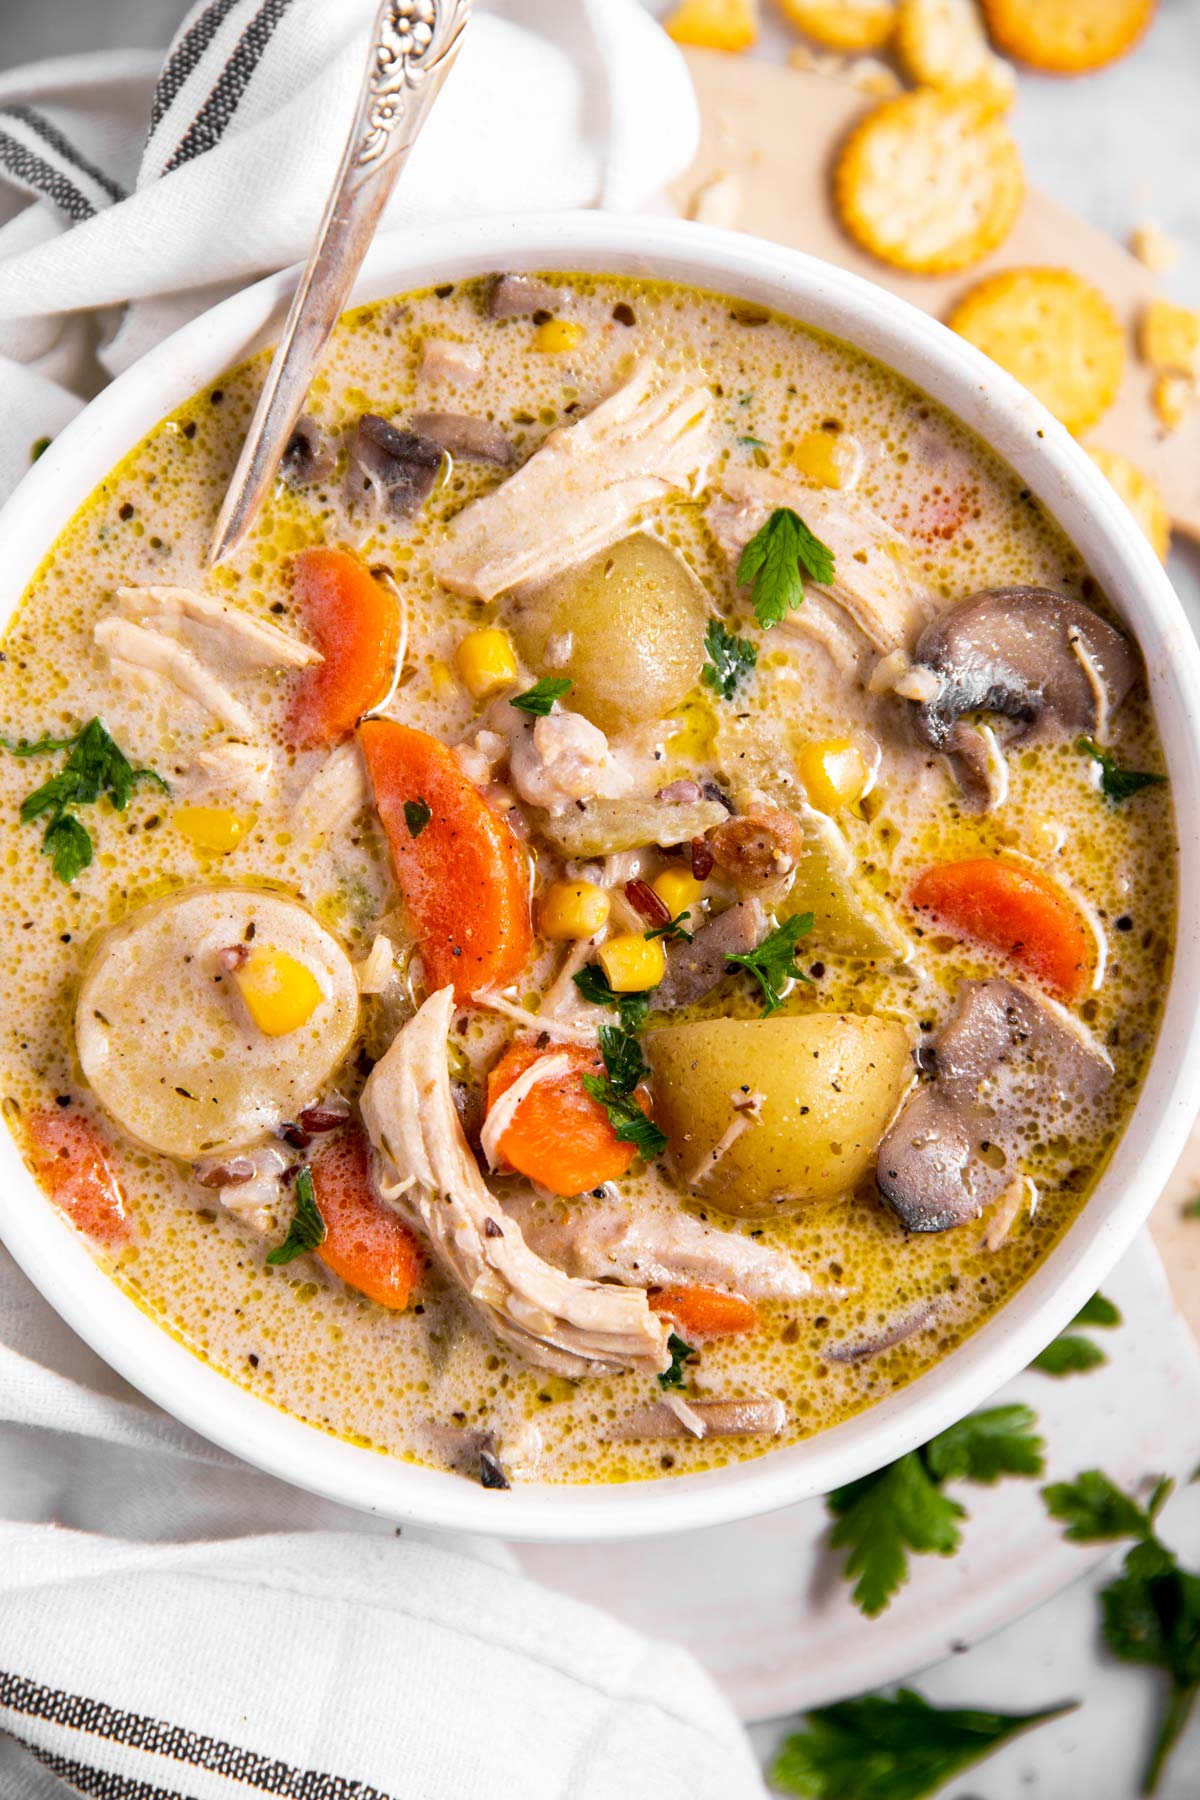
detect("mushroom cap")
[76,887,360,1160]
[911,586,1139,752]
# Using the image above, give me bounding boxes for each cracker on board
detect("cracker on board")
[979,0,1156,76]
[948,267,1125,435]
[834,90,1023,275]
[1140,298,1200,377]
[1152,371,1193,434]
[1088,447,1170,563]
[777,0,896,52]
[788,44,902,94]
[665,0,759,51]
[895,0,1016,115]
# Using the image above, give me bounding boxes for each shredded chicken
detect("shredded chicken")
[115,585,319,672]
[419,337,484,384]
[197,1144,291,1237]
[95,617,256,735]
[356,934,396,995]
[507,1191,810,1300]
[508,708,633,812]
[431,360,713,599]
[360,988,670,1377]
[682,1089,766,1187]
[181,741,275,806]
[294,742,370,844]
[479,1051,571,1169]
[706,470,934,658]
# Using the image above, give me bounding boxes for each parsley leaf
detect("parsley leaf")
[770,1688,1075,1800]
[597,1021,648,1096]
[726,911,814,1014]
[923,1402,1044,1485]
[30,435,51,462]
[736,506,835,629]
[701,616,758,702]
[266,1167,326,1265]
[510,676,572,717]
[738,434,766,450]
[658,1332,697,1390]
[644,910,692,944]
[403,797,432,838]
[1032,1334,1107,1376]
[1077,736,1166,804]
[2,716,167,885]
[581,1020,668,1161]
[1072,1291,1122,1328]
[1041,1469,1160,1543]
[1183,1195,1200,1221]
[572,964,654,1034]
[829,1406,1044,1615]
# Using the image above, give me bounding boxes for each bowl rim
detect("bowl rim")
[1,210,1197,1543]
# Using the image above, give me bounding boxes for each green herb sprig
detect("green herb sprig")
[1077,736,1167,804]
[726,911,814,1015]
[1043,1469,1198,1793]
[1,716,167,883]
[658,1332,697,1391]
[403,798,432,838]
[644,910,692,944]
[572,963,654,1034]
[510,676,572,717]
[771,1688,1076,1800]
[737,506,835,629]
[828,1405,1044,1617]
[581,1021,667,1162]
[701,616,758,702]
[266,1167,326,1266]
[1032,1290,1122,1378]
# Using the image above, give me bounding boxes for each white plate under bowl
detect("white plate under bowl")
[0,212,1198,1540]
[518,1235,1200,1717]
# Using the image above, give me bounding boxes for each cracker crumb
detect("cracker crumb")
[1130,221,1181,275]
[687,171,744,230]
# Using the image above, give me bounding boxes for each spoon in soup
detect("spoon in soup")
[209,0,473,567]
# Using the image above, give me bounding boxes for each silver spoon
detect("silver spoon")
[209,0,473,567]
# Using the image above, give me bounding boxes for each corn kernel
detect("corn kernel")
[430,659,456,699]
[598,933,666,993]
[540,880,611,941]
[234,948,322,1037]
[791,428,861,490]
[455,628,518,702]
[665,0,758,52]
[798,738,869,813]
[533,318,586,354]
[652,868,706,917]
[173,805,250,855]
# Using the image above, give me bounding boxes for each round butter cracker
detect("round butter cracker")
[1088,447,1170,563]
[980,0,1156,75]
[777,0,896,51]
[896,0,1016,114]
[834,90,1023,275]
[948,267,1125,435]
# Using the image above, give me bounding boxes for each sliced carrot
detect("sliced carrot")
[26,1106,130,1245]
[361,718,532,999]
[911,856,1090,999]
[311,1125,422,1310]
[648,1284,760,1337]
[286,547,400,748]
[486,1041,643,1196]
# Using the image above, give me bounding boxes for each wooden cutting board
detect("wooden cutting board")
[670,50,1200,543]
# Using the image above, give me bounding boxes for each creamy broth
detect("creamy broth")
[0,273,1175,1488]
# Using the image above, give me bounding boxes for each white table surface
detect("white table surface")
[4,3,1200,1794]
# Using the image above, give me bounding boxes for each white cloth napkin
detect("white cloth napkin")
[0,7,768,1796]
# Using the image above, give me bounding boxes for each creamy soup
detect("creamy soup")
[0,272,1175,1489]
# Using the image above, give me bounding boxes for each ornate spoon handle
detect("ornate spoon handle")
[210,0,472,566]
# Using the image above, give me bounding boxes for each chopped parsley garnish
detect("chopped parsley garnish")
[828,1404,1044,1616]
[645,910,693,944]
[1043,1469,1197,1793]
[736,392,754,407]
[1032,1289,1121,1377]
[738,434,766,451]
[1,716,168,883]
[1077,735,1166,803]
[572,963,654,1034]
[30,435,51,462]
[770,1688,1075,1800]
[403,797,432,838]
[726,911,814,1015]
[510,676,572,717]
[1182,1195,1200,1221]
[701,616,758,702]
[657,1332,697,1390]
[581,1021,668,1162]
[266,1167,326,1265]
[736,505,835,629]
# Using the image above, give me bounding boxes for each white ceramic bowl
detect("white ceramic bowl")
[2,213,1198,1542]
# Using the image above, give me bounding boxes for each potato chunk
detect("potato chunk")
[512,533,707,733]
[76,888,359,1159]
[648,1014,912,1216]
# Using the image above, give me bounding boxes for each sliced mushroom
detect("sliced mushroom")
[612,1397,786,1440]
[907,588,1139,771]
[824,1298,938,1363]
[280,415,337,486]
[877,977,1112,1232]
[412,411,514,465]
[653,898,766,1012]
[347,414,443,520]
[487,272,559,317]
